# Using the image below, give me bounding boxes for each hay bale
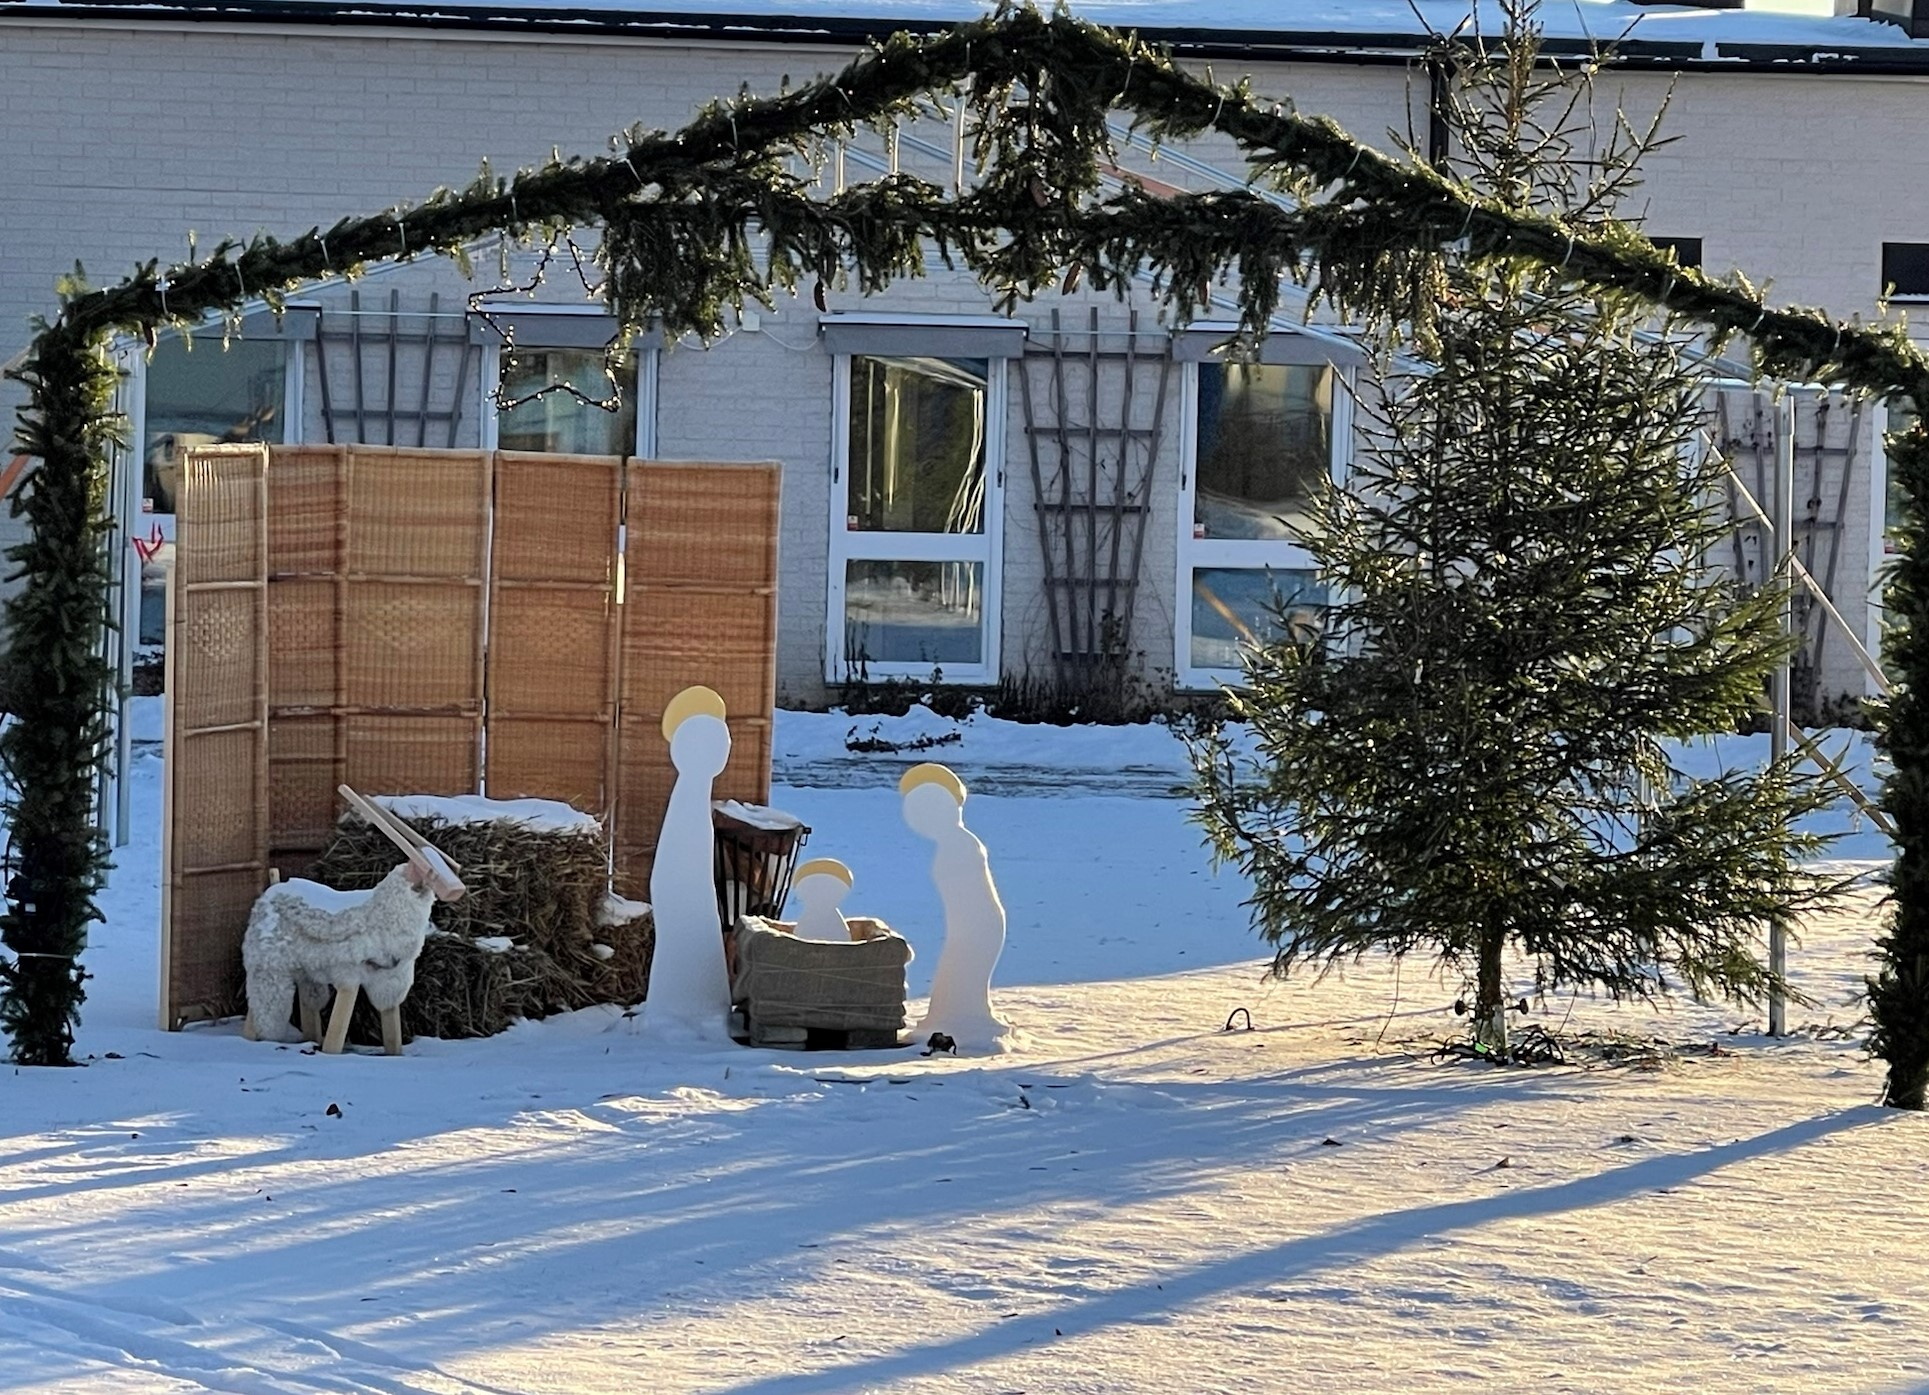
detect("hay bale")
[310,795,608,958]
[590,895,655,1007]
[309,795,655,1041]
[345,931,562,1043]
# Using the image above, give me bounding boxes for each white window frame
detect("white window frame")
[825,352,1006,685]
[1175,359,1352,690]
[478,305,659,457]
[1870,398,1897,697]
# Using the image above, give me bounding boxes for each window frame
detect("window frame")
[825,350,1007,685]
[1174,358,1352,691]
[1870,397,1903,697]
[1881,242,1929,303]
[1650,236,1703,271]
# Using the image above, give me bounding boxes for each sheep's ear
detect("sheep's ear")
[402,857,431,888]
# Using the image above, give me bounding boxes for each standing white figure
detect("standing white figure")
[649,685,733,1035]
[790,858,854,941]
[901,762,1010,1052]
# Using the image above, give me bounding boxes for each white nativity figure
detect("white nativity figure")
[242,796,465,1055]
[789,858,854,941]
[649,684,734,1036]
[901,762,1010,1053]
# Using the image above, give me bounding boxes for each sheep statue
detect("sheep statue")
[242,786,466,1055]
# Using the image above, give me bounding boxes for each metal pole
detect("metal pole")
[1769,393,1795,1037]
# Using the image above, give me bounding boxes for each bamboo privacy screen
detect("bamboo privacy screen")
[164,444,779,1028]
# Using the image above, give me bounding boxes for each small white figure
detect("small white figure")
[790,858,854,941]
[900,762,1010,1052]
[649,685,734,1035]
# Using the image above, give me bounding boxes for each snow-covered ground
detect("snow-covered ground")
[3,702,1923,1394]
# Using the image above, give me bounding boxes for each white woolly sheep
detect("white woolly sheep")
[242,859,440,1054]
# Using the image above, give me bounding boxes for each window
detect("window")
[143,336,290,515]
[829,354,1003,682]
[138,335,295,646]
[1882,243,1929,300]
[1177,360,1346,687]
[496,347,639,456]
[1650,236,1702,271]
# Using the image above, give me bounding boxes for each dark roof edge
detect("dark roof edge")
[7,0,1929,74]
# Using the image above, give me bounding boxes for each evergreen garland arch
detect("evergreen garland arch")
[7,5,1929,1101]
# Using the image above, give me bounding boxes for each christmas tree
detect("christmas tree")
[1190,15,1843,1053]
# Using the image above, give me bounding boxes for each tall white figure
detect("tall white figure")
[901,763,1010,1052]
[790,858,854,942]
[649,685,733,1035]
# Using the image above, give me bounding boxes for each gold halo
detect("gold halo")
[794,857,854,887]
[661,685,727,741]
[898,762,966,805]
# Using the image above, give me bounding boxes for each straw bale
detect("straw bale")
[309,804,654,1040]
[343,931,558,1043]
[311,809,604,955]
[590,898,655,1008]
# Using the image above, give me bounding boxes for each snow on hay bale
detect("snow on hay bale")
[308,795,654,1040]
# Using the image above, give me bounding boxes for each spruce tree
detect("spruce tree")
[1190,19,1843,1053]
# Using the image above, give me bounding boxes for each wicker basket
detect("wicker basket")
[712,800,809,936]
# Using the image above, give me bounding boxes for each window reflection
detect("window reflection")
[1194,363,1332,541]
[1189,567,1323,671]
[143,337,288,515]
[498,348,636,456]
[844,560,984,667]
[847,356,987,535]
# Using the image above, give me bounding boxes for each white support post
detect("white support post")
[1769,394,1795,1038]
[113,345,148,849]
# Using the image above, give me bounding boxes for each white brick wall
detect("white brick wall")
[1,17,1922,707]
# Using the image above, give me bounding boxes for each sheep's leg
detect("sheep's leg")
[296,981,326,1044]
[379,1006,404,1056]
[321,982,360,1055]
[245,970,296,1045]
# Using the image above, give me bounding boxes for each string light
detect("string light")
[468,233,627,415]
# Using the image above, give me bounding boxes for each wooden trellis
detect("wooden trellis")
[312,290,478,446]
[1017,307,1172,667]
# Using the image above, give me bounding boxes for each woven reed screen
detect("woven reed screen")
[162,445,270,1027]
[265,444,345,878]
[615,460,780,894]
[486,452,623,812]
[165,446,780,1028]
[342,446,490,797]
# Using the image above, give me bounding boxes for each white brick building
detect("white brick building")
[2,0,1926,710]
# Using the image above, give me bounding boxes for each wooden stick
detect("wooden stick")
[337,782,466,879]
[336,784,466,901]
[321,983,359,1055]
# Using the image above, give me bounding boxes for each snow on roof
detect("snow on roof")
[6,0,1925,63]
